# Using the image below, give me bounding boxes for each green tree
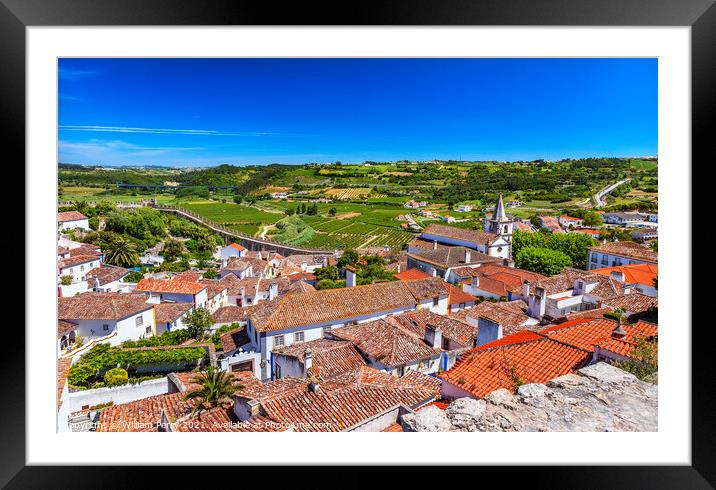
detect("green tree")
[184,307,213,340]
[328,207,337,217]
[104,368,129,387]
[582,211,603,227]
[182,366,244,415]
[337,249,360,268]
[515,246,572,276]
[203,268,218,279]
[162,238,185,261]
[546,233,596,270]
[104,236,139,267]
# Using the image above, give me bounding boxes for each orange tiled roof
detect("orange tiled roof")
[589,241,658,263]
[447,283,477,305]
[591,263,658,287]
[602,292,658,313]
[96,392,195,432]
[385,309,478,348]
[58,254,99,268]
[541,318,657,353]
[329,319,442,367]
[394,268,431,281]
[247,278,447,332]
[229,243,246,252]
[421,224,498,245]
[440,332,591,398]
[153,302,193,324]
[59,292,152,321]
[58,211,87,222]
[242,367,438,432]
[135,277,207,295]
[57,358,72,409]
[273,338,366,379]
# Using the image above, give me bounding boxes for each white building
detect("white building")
[58,292,156,346]
[239,278,450,380]
[558,215,584,228]
[219,243,247,262]
[58,211,90,231]
[153,302,194,335]
[134,277,209,307]
[587,241,658,270]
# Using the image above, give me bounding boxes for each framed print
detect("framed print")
[4,0,712,486]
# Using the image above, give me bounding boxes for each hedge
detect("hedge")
[68,343,206,388]
[121,329,193,348]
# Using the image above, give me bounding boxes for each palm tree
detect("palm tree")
[104,236,139,267]
[183,367,244,415]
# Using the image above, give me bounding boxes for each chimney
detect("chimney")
[345,266,356,287]
[522,280,530,298]
[424,324,443,349]
[471,276,479,288]
[610,271,626,283]
[304,348,313,373]
[612,321,627,339]
[429,267,437,277]
[433,240,438,250]
[269,282,278,301]
[464,249,471,263]
[240,287,246,305]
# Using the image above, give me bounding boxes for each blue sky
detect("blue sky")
[58,58,657,167]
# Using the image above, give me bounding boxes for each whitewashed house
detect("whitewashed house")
[58,211,90,231]
[219,243,247,263]
[134,277,208,307]
[153,302,194,335]
[587,241,658,270]
[241,277,450,380]
[58,292,156,346]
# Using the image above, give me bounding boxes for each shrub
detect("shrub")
[104,368,129,387]
[60,275,73,285]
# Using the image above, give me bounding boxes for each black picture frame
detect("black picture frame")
[4,0,710,486]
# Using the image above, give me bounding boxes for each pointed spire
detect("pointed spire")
[493,193,508,221]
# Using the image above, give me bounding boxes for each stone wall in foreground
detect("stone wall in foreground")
[401,362,657,432]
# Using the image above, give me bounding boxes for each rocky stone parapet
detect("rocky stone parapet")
[400,362,657,432]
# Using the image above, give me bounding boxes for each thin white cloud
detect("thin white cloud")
[59,125,273,136]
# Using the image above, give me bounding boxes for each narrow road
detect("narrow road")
[593,179,631,207]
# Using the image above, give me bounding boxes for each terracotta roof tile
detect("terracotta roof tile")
[589,241,658,263]
[96,392,195,432]
[394,268,431,281]
[329,319,441,367]
[386,309,478,348]
[541,318,657,354]
[602,292,658,313]
[440,333,591,398]
[247,279,446,333]
[421,224,498,245]
[408,247,501,270]
[591,263,658,286]
[59,292,152,321]
[135,277,207,295]
[58,319,77,339]
[58,211,87,222]
[273,338,366,379]
[153,302,193,324]
[85,265,130,286]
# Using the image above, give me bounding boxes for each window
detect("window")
[275,364,282,379]
[601,256,608,265]
[146,326,152,335]
[433,297,439,307]
[322,326,332,336]
[102,324,110,332]
[136,316,144,327]
[591,254,597,263]
[274,335,285,347]
[459,303,465,309]
[80,265,84,271]
[294,331,305,343]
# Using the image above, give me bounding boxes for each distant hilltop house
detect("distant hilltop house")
[271,192,289,199]
[602,212,643,226]
[455,204,473,212]
[404,200,428,209]
[506,199,522,207]
[58,211,90,231]
[558,215,584,228]
[570,228,602,239]
[220,242,248,263]
[441,215,456,223]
